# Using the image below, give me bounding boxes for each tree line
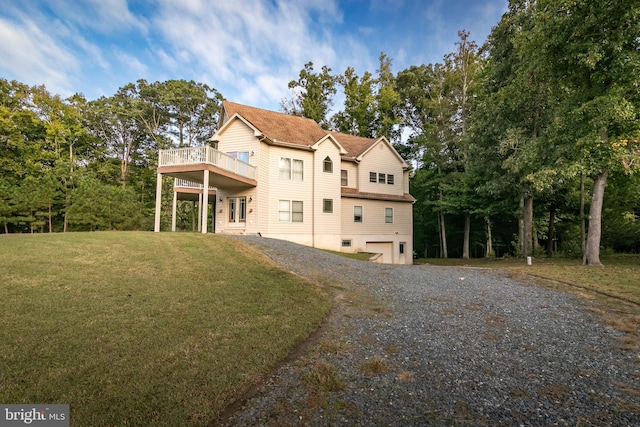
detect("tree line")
[0,79,222,233]
[1,0,638,265]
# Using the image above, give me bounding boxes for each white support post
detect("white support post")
[202,169,209,233]
[197,192,203,232]
[154,173,162,232]
[171,190,177,232]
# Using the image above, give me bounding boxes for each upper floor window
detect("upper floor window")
[341,170,348,186]
[323,199,333,213]
[228,151,250,163]
[370,171,394,185]
[280,157,303,181]
[323,156,333,173]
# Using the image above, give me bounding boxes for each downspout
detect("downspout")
[311,145,315,248]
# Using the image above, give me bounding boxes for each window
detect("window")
[229,151,250,163]
[387,174,394,185]
[279,200,303,222]
[385,208,394,223]
[399,242,405,254]
[369,172,377,183]
[341,170,348,186]
[292,201,303,222]
[323,199,333,213]
[279,157,291,180]
[278,200,290,222]
[354,206,362,223]
[342,239,352,247]
[279,157,304,181]
[228,197,246,223]
[323,156,333,173]
[292,159,303,181]
[378,173,386,184]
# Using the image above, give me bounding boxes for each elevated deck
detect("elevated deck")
[158,145,257,188]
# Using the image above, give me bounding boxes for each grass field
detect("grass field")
[0,232,331,426]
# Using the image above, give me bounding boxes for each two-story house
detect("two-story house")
[153,101,414,264]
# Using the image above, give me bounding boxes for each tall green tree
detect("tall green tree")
[375,53,403,143]
[446,30,480,259]
[397,62,457,257]
[527,0,640,265]
[332,67,377,137]
[281,62,337,128]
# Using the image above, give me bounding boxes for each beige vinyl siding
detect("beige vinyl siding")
[313,140,342,250]
[358,141,405,196]
[256,141,270,235]
[340,197,413,263]
[217,120,259,167]
[263,146,313,239]
[340,161,358,188]
[341,199,412,236]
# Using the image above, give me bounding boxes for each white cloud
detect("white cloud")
[113,48,149,76]
[0,15,80,96]
[42,0,148,34]
[151,0,361,110]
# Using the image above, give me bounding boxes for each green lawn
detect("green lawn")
[0,232,331,426]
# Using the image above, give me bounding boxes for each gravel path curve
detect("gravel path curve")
[221,236,640,426]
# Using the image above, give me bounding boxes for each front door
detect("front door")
[228,197,246,226]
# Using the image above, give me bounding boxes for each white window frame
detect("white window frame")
[228,197,246,224]
[385,207,394,224]
[341,169,348,186]
[323,199,333,213]
[354,205,363,223]
[323,156,333,173]
[279,157,304,181]
[279,199,303,222]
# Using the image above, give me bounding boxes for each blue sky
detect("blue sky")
[0,0,507,111]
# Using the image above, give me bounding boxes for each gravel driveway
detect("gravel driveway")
[221,236,639,426]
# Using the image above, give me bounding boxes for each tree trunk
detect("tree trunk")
[523,194,533,259]
[583,170,608,266]
[462,213,470,259]
[580,172,586,256]
[439,211,448,259]
[547,203,555,257]
[48,204,53,233]
[518,196,524,257]
[486,217,493,257]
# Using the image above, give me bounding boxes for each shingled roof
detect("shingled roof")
[221,101,380,160]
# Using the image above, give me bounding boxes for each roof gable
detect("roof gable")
[222,101,325,146]
[359,137,409,169]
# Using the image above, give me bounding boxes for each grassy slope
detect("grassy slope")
[0,232,331,426]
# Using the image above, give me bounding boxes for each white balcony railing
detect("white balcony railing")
[159,145,256,180]
[173,178,216,190]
